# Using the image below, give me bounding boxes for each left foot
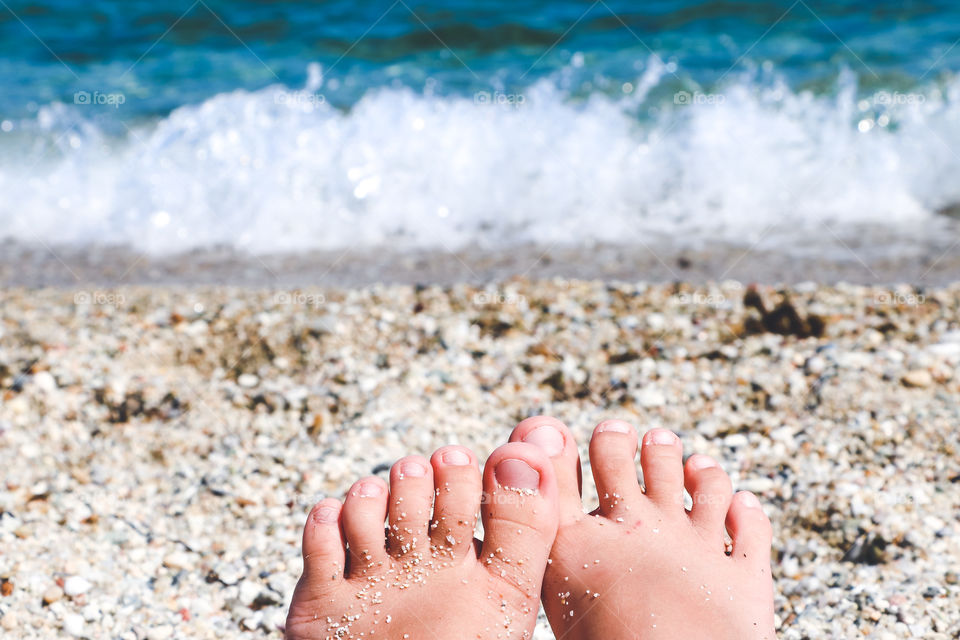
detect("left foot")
[510,416,776,640]
[285,442,559,639]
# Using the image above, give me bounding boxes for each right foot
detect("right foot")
[510,416,776,640]
[285,442,559,640]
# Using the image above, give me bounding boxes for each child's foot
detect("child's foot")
[285,442,559,640]
[510,416,775,640]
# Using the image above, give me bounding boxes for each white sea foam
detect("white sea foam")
[1,65,959,254]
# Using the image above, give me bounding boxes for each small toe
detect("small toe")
[588,420,642,515]
[725,491,773,567]
[300,499,346,589]
[639,428,685,510]
[429,445,482,557]
[341,476,389,574]
[287,499,347,626]
[510,416,583,519]
[480,442,559,598]
[684,454,733,541]
[386,455,434,557]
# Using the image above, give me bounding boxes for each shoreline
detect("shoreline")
[3,238,960,287]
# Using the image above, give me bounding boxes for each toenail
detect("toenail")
[645,430,678,445]
[400,461,426,477]
[314,506,339,523]
[441,450,471,466]
[357,481,384,497]
[596,420,631,434]
[687,455,719,470]
[738,492,761,508]
[495,459,540,492]
[522,425,564,457]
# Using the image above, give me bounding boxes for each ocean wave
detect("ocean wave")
[1,65,959,254]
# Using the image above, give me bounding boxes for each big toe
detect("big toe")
[480,442,559,599]
[510,416,582,519]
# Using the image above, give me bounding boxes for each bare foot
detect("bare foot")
[510,416,776,640]
[285,442,559,639]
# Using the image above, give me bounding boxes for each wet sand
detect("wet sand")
[3,236,960,288]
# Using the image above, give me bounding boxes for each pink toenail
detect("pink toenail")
[314,506,339,523]
[596,420,631,434]
[522,425,564,457]
[400,461,426,477]
[738,492,761,508]
[495,459,540,492]
[687,455,719,470]
[645,430,678,445]
[358,481,384,497]
[441,449,471,466]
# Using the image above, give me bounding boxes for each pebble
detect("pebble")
[63,576,92,597]
[636,387,666,408]
[804,356,826,375]
[238,373,259,388]
[62,613,85,637]
[32,371,57,393]
[162,552,192,571]
[81,604,101,622]
[146,624,174,640]
[901,369,933,388]
[1,612,18,631]
[42,586,64,604]
[238,579,261,606]
[2,282,959,639]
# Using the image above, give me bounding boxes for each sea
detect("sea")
[1,0,959,282]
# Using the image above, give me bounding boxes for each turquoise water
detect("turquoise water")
[1,0,959,252]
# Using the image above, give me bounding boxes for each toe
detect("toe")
[480,442,559,599]
[588,419,642,516]
[287,499,347,626]
[341,476,389,574]
[725,491,773,567]
[386,456,434,557]
[639,428,685,510]
[299,498,346,591]
[429,445,482,557]
[509,416,583,519]
[684,454,732,541]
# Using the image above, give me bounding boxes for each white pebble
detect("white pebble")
[64,576,92,597]
[63,613,85,637]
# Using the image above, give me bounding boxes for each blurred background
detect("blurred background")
[1,0,959,281]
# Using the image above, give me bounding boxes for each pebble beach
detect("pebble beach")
[1,279,959,639]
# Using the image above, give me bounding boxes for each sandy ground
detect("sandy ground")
[1,279,959,638]
[3,235,960,288]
